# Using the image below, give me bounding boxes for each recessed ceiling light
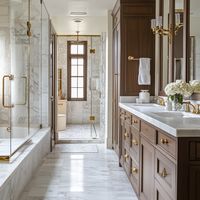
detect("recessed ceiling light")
[73,18,83,23]
[70,11,87,16]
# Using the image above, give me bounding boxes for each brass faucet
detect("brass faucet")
[183,102,200,114]
[157,97,165,106]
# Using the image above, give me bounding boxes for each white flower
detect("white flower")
[164,80,193,97]
[190,80,200,93]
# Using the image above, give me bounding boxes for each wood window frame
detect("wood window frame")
[67,41,87,101]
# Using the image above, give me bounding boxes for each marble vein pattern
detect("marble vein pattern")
[58,124,100,140]
[57,34,106,141]
[19,144,138,200]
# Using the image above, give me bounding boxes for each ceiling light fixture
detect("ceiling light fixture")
[70,11,87,16]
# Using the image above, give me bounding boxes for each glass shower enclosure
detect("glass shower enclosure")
[0,0,49,160]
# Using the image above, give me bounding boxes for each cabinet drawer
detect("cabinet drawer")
[131,115,140,131]
[123,148,131,176]
[154,181,174,200]
[125,112,132,125]
[157,131,176,158]
[124,122,131,149]
[155,150,176,199]
[130,127,139,162]
[141,121,156,144]
[130,156,139,195]
[120,109,126,121]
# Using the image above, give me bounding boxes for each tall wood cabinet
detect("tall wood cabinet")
[112,0,155,155]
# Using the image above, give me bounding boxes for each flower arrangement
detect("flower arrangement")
[189,80,200,93]
[164,80,200,110]
[165,80,193,98]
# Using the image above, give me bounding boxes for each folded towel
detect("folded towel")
[138,58,151,85]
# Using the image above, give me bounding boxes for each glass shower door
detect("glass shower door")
[10,0,29,155]
[0,3,12,159]
[0,0,29,160]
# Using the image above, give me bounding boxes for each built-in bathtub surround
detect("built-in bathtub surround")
[0,128,50,200]
[57,34,106,140]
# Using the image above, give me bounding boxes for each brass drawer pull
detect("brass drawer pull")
[132,139,138,145]
[132,167,138,174]
[124,132,129,138]
[133,120,138,124]
[160,138,169,144]
[159,168,168,178]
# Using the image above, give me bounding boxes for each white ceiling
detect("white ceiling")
[44,0,117,17]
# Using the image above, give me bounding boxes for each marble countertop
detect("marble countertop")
[119,103,200,137]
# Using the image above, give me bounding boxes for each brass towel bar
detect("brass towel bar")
[128,56,152,61]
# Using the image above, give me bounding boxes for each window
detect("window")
[67,41,87,101]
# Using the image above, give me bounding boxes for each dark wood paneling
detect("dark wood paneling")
[189,166,200,200]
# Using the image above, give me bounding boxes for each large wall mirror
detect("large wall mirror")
[174,0,184,80]
[189,0,200,81]
[159,0,170,94]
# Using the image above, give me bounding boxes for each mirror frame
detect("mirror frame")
[158,0,188,95]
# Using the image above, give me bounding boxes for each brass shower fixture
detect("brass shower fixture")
[27,21,32,37]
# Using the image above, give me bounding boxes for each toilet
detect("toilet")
[57,100,67,131]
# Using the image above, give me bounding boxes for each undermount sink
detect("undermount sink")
[152,112,183,118]
[152,111,200,119]
[129,103,160,107]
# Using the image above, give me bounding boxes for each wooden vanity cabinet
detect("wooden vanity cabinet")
[119,107,200,200]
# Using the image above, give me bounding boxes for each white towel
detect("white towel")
[138,58,151,85]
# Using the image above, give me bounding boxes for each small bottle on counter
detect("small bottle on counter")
[165,99,172,111]
[139,90,150,103]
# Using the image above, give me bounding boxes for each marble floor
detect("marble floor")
[19,144,138,200]
[58,124,100,140]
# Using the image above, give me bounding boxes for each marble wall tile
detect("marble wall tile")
[57,35,106,140]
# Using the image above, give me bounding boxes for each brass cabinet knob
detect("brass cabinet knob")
[160,138,169,144]
[124,132,129,138]
[132,167,138,174]
[133,120,138,124]
[124,154,129,159]
[159,168,168,178]
[132,139,138,145]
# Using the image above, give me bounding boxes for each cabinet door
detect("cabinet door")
[155,181,173,200]
[189,166,200,200]
[112,74,119,154]
[140,137,155,200]
[112,23,121,155]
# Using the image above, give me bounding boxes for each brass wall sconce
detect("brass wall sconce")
[151,14,183,43]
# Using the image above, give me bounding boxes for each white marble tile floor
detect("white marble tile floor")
[19,144,138,200]
[58,124,100,140]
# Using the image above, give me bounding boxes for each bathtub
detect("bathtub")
[0,127,39,157]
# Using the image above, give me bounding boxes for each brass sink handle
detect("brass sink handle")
[132,139,138,145]
[160,138,169,144]
[157,96,165,106]
[159,168,168,178]
[196,104,200,114]
[132,167,138,174]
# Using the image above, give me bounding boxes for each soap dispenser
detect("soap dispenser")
[139,90,150,103]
